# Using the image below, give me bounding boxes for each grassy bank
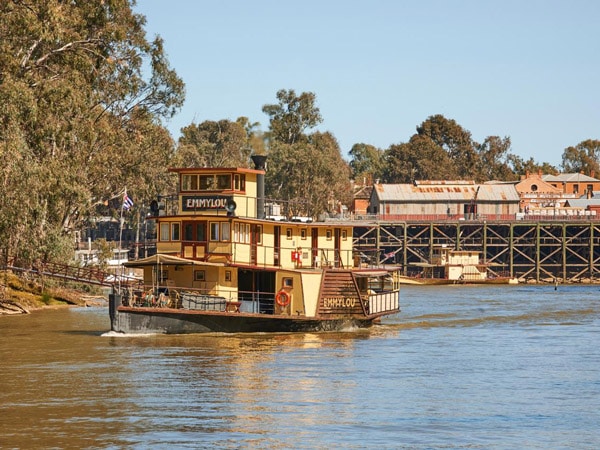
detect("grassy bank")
[0,271,105,314]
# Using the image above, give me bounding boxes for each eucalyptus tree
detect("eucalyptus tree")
[0,0,184,264]
[383,135,457,183]
[561,139,600,175]
[266,132,351,218]
[262,90,350,218]
[476,136,519,181]
[507,155,558,177]
[349,143,385,184]
[175,119,253,168]
[416,114,480,179]
[262,89,323,145]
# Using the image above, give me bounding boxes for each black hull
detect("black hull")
[111,306,379,334]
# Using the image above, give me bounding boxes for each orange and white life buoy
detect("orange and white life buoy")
[275,290,291,307]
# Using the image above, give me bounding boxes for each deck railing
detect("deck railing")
[368,290,400,315]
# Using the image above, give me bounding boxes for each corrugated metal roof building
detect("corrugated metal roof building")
[369,180,520,220]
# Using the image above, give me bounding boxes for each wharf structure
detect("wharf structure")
[352,218,600,284]
[349,176,600,283]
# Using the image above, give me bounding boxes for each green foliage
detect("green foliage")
[93,238,113,271]
[261,89,349,218]
[175,119,253,168]
[476,136,519,181]
[262,89,322,145]
[561,139,600,175]
[383,135,457,183]
[0,0,184,265]
[41,291,52,305]
[508,155,558,176]
[349,143,385,183]
[265,132,351,218]
[381,114,531,183]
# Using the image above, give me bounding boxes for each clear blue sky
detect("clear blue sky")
[135,0,599,168]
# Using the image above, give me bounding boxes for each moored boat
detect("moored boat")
[109,157,400,334]
[397,246,518,285]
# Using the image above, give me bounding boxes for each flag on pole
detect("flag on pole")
[123,191,134,210]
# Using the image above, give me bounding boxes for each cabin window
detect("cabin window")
[342,230,347,240]
[194,270,205,281]
[210,222,219,241]
[225,270,232,282]
[233,174,245,191]
[160,223,170,241]
[182,174,198,191]
[159,223,179,241]
[243,224,250,243]
[300,228,307,240]
[233,222,250,243]
[326,229,332,240]
[171,223,180,241]
[573,184,579,194]
[199,174,232,191]
[283,277,293,287]
[221,222,230,241]
[286,228,292,239]
[256,225,262,244]
[200,175,215,190]
[217,174,231,190]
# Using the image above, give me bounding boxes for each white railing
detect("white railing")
[368,290,400,314]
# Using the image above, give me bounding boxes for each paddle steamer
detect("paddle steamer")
[109,156,400,333]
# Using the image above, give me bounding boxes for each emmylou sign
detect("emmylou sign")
[182,195,232,211]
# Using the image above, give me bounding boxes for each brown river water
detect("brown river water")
[1,284,599,449]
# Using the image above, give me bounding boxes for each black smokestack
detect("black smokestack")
[251,155,267,219]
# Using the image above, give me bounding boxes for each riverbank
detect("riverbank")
[0,271,106,315]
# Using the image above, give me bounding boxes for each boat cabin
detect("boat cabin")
[121,161,400,322]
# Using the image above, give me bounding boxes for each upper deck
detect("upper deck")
[151,164,357,270]
[167,166,263,219]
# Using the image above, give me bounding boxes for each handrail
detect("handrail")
[2,258,142,289]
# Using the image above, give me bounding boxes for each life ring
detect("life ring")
[275,290,291,307]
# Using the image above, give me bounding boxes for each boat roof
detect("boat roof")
[168,167,264,175]
[123,254,225,267]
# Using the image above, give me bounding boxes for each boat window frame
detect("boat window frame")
[181,174,199,191]
[255,224,262,244]
[160,222,170,241]
[171,223,180,241]
[233,222,240,242]
[221,222,230,241]
[233,174,245,192]
[210,222,220,241]
[194,270,205,281]
[198,173,233,191]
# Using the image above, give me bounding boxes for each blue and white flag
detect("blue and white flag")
[123,192,134,210]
